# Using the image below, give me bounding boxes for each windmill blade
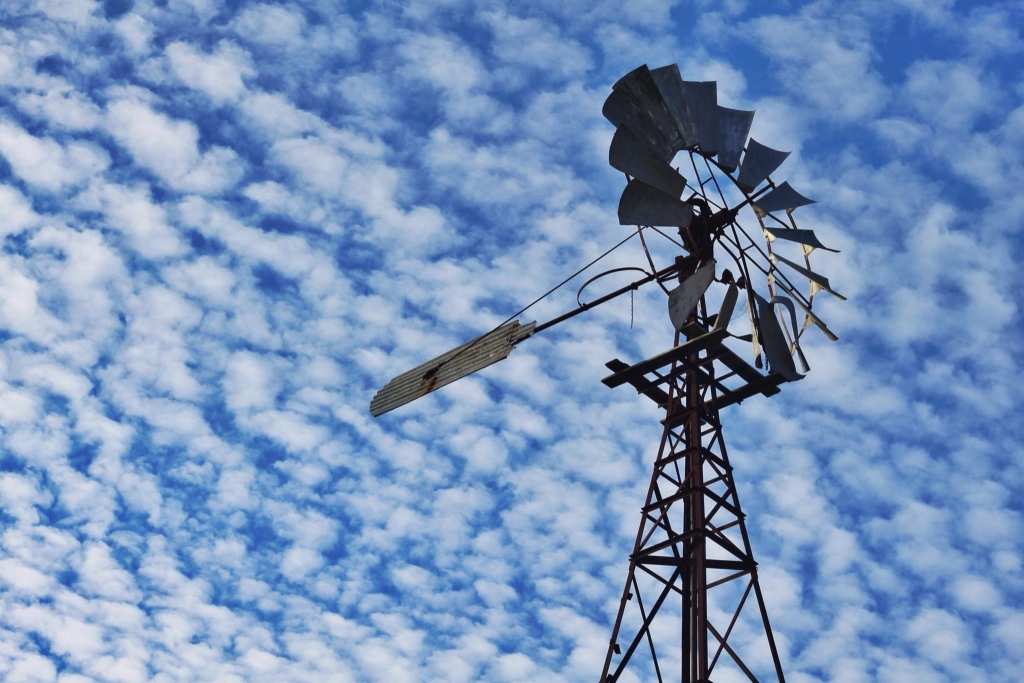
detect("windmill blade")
[768,293,809,371]
[667,259,715,331]
[716,106,754,173]
[770,253,846,300]
[736,139,790,191]
[614,65,685,152]
[770,294,800,339]
[618,179,694,228]
[680,81,718,156]
[610,126,687,198]
[752,182,816,215]
[649,64,699,148]
[754,293,801,381]
[773,278,839,341]
[369,320,535,417]
[603,86,675,163]
[763,226,839,254]
[713,282,739,333]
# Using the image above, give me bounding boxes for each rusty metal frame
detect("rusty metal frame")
[599,328,786,682]
[600,149,791,683]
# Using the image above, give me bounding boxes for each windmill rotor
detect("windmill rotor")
[604,63,841,382]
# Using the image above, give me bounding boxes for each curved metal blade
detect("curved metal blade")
[369,320,535,417]
[763,226,839,254]
[753,182,816,215]
[618,179,694,228]
[681,81,718,156]
[667,260,715,331]
[736,139,789,191]
[610,126,687,198]
[615,65,685,152]
[716,106,754,173]
[603,86,675,163]
[770,276,839,341]
[754,293,801,381]
[770,253,846,300]
[650,64,699,149]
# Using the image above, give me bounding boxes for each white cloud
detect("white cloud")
[16,86,102,131]
[166,40,255,105]
[743,11,888,121]
[903,60,998,131]
[0,120,109,192]
[105,97,244,194]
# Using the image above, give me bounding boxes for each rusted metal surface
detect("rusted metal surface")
[753,181,816,215]
[681,80,719,156]
[618,179,694,228]
[610,126,687,199]
[369,320,535,417]
[603,86,675,163]
[615,65,686,153]
[600,317,788,682]
[763,226,839,253]
[736,138,790,191]
[650,64,699,149]
[601,328,727,388]
[667,260,716,331]
[715,106,754,172]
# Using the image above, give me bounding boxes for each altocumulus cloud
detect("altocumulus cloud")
[0,1,1021,682]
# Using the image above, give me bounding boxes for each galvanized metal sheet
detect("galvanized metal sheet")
[649,64,699,148]
[713,282,739,332]
[369,320,536,417]
[770,253,846,300]
[618,179,694,228]
[603,86,675,163]
[715,106,754,172]
[610,126,687,198]
[773,279,839,341]
[754,293,801,381]
[769,294,810,372]
[667,259,715,331]
[681,81,718,156]
[752,182,816,215]
[763,226,839,254]
[615,65,685,152]
[736,139,789,191]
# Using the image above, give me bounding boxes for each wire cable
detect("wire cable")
[423,230,640,378]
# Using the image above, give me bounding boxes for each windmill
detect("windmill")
[370,63,842,683]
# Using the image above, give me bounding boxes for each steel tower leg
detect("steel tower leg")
[599,333,785,683]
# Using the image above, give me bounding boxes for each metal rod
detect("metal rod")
[533,263,677,334]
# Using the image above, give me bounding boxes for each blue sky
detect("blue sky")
[0,0,1021,681]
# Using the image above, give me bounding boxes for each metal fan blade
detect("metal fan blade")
[713,282,739,333]
[369,320,536,417]
[603,86,675,163]
[610,126,687,198]
[752,182,816,215]
[649,64,699,149]
[618,179,694,228]
[754,293,801,381]
[736,139,790,191]
[680,81,718,156]
[770,278,839,342]
[716,106,754,173]
[667,259,715,331]
[770,253,846,300]
[763,226,839,254]
[614,65,685,152]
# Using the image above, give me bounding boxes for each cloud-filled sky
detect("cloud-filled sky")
[0,0,1021,681]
